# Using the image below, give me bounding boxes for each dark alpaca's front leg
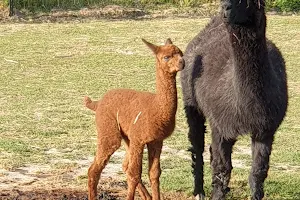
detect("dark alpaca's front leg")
[185,106,206,199]
[210,129,236,200]
[249,134,274,200]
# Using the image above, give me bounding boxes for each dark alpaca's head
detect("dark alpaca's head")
[221,0,265,25]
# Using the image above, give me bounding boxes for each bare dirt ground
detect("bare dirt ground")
[0,168,188,200]
[0,144,267,200]
[0,180,125,200]
[0,142,298,199]
[0,156,122,199]
[1,187,188,200]
[0,147,190,199]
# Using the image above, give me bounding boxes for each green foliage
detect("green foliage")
[3,0,299,12]
[8,0,213,12]
[12,0,98,11]
[273,0,300,11]
[1,0,8,7]
[138,0,206,7]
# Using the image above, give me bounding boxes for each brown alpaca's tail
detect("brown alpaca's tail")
[84,96,98,111]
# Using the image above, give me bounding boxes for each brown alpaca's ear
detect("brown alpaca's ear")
[165,38,173,45]
[142,39,158,54]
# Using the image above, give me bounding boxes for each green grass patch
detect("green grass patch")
[0,139,33,154]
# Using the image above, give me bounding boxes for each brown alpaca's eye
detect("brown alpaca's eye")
[163,56,171,61]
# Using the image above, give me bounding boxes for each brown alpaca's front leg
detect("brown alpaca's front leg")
[123,141,152,200]
[147,141,163,200]
[126,143,144,200]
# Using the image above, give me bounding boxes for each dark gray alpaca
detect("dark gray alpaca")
[181,0,288,199]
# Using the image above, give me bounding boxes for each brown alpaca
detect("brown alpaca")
[85,38,184,200]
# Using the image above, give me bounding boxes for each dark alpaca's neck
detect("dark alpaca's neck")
[155,66,178,119]
[227,13,268,96]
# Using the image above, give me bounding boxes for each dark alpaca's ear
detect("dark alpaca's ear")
[142,39,158,54]
[165,38,173,45]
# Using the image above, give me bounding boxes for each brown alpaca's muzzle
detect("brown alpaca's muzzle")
[178,57,185,71]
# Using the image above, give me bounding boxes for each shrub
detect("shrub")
[273,0,300,12]
[6,0,213,12]
[4,0,300,12]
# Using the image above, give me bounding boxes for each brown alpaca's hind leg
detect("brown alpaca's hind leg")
[123,138,152,200]
[147,141,163,200]
[88,119,122,200]
[126,142,144,200]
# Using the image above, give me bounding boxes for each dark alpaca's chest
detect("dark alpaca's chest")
[193,64,287,138]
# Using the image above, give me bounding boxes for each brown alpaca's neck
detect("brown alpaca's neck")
[155,67,178,119]
[227,14,268,96]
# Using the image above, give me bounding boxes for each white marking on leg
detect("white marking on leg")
[116,110,120,131]
[133,111,142,124]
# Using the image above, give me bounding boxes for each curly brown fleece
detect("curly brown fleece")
[85,38,184,200]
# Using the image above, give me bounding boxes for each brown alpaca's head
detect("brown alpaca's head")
[142,38,184,74]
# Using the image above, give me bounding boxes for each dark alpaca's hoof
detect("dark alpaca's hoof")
[211,186,230,200]
[222,0,256,25]
[195,194,205,200]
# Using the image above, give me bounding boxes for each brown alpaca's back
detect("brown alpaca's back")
[88,89,158,138]
[86,38,184,200]
[88,88,178,143]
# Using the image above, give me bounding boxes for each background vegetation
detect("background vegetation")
[2,0,300,13]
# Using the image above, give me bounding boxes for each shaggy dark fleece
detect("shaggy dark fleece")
[180,0,288,199]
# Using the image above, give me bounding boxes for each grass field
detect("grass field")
[0,15,300,199]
